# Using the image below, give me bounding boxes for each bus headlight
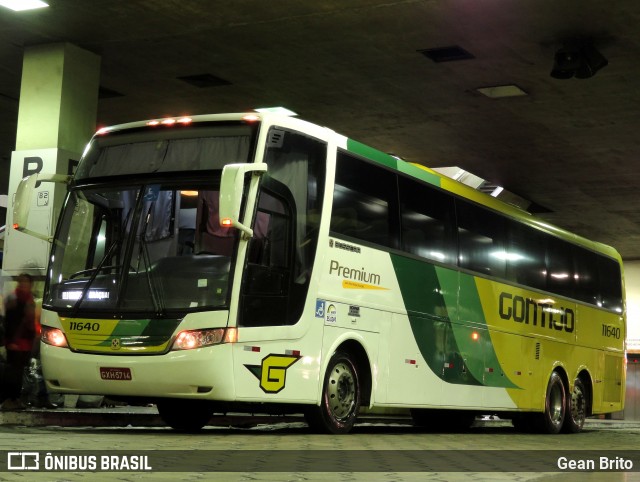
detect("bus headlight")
[41,326,69,348]
[171,328,237,351]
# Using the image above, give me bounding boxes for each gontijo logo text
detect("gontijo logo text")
[498,292,574,333]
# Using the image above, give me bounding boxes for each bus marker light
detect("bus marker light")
[147,120,160,126]
[12,223,19,230]
[444,362,453,369]
[96,127,110,135]
[224,328,238,343]
[286,350,301,357]
[242,114,260,122]
[471,331,479,341]
[221,218,233,227]
[177,117,192,124]
[244,346,260,352]
[161,118,176,125]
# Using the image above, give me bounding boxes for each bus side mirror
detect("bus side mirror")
[13,173,72,242]
[219,163,267,237]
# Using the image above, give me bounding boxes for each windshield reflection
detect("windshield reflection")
[45,182,236,316]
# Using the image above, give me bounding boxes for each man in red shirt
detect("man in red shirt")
[1,273,37,410]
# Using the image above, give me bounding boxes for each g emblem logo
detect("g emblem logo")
[244,354,301,393]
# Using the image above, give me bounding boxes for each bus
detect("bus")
[13,112,625,434]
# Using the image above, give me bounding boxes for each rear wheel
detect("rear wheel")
[534,371,566,434]
[156,399,214,432]
[305,350,360,434]
[563,378,587,433]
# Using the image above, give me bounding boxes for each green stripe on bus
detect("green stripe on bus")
[391,254,482,386]
[396,162,442,187]
[96,318,181,348]
[391,254,518,388]
[346,139,397,169]
[451,271,518,389]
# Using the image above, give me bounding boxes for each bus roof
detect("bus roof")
[91,112,621,262]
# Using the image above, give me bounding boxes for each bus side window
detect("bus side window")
[399,176,455,264]
[457,200,506,279]
[599,256,623,312]
[546,237,574,299]
[505,222,547,290]
[330,152,398,249]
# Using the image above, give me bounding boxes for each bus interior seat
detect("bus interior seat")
[178,228,195,255]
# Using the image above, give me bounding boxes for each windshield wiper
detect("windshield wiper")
[71,207,133,314]
[137,205,165,315]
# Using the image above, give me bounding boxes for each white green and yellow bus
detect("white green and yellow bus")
[15,112,625,434]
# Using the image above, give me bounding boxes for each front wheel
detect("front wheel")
[156,399,214,432]
[305,350,361,434]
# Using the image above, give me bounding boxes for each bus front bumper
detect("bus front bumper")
[40,342,236,400]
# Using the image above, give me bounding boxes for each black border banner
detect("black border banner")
[1,450,639,473]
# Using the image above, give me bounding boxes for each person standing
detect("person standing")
[1,273,37,410]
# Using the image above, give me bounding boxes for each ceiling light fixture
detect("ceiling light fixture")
[0,0,49,11]
[177,73,231,88]
[477,85,528,98]
[550,40,608,79]
[418,45,475,62]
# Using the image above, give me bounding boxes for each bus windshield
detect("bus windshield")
[45,181,236,316]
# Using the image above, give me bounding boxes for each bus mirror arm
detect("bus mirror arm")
[12,172,72,243]
[219,163,268,238]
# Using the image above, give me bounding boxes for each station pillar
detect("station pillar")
[3,43,100,279]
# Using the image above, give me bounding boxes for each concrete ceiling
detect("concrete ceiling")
[0,1,639,257]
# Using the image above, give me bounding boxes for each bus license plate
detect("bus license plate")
[100,367,132,381]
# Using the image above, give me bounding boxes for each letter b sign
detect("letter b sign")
[23,156,43,187]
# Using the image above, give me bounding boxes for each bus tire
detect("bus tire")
[156,399,213,432]
[563,378,587,433]
[535,371,566,434]
[305,350,360,434]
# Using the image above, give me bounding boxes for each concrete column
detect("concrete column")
[3,43,100,277]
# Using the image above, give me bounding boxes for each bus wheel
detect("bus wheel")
[156,399,213,432]
[536,371,566,434]
[563,378,587,433]
[305,350,360,434]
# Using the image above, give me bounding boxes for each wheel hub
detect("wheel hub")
[327,361,355,419]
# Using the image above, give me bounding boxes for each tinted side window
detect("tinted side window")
[331,152,398,248]
[399,176,455,264]
[457,200,506,279]
[546,237,574,299]
[599,257,623,312]
[505,222,547,291]
[573,246,600,306]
